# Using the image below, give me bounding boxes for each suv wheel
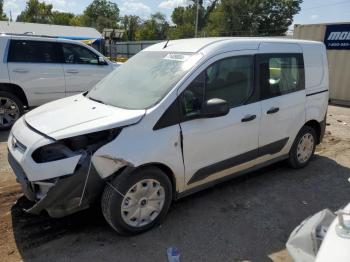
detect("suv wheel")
[101,166,172,235]
[0,91,24,130]
[289,126,317,168]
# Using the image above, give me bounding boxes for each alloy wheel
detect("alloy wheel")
[0,97,20,128]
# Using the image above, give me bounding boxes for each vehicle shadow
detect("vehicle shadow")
[11,155,350,262]
[0,130,10,143]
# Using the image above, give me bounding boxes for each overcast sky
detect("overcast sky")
[3,0,350,27]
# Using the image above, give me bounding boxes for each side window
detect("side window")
[180,56,254,118]
[8,40,60,63]
[259,54,304,99]
[181,72,205,117]
[205,56,254,107]
[62,43,99,65]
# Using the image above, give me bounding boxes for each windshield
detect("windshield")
[87,51,203,109]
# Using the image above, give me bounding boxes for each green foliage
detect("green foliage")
[137,12,169,40]
[171,0,302,37]
[52,11,75,26]
[0,0,7,21]
[205,0,302,36]
[169,0,216,39]
[17,0,53,24]
[122,15,141,41]
[13,0,301,39]
[82,0,120,32]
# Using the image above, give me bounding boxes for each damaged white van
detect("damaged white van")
[8,38,329,234]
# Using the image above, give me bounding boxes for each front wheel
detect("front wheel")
[0,91,24,130]
[289,126,317,168]
[101,166,172,235]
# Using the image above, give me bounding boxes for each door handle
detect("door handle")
[267,107,279,114]
[13,68,29,73]
[66,69,79,74]
[241,114,256,122]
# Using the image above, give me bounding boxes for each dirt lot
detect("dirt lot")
[0,105,350,262]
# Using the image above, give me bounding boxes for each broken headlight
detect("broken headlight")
[32,128,122,163]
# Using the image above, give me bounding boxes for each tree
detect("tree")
[0,0,8,21]
[82,0,120,32]
[169,0,216,39]
[52,11,75,26]
[121,15,141,41]
[69,15,84,26]
[17,0,53,24]
[138,13,169,40]
[205,0,302,36]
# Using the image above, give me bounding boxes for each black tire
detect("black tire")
[288,126,317,169]
[101,166,172,235]
[0,91,24,130]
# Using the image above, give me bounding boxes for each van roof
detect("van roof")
[144,37,323,53]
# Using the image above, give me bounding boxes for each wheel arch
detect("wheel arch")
[105,162,178,201]
[304,120,322,144]
[0,83,29,107]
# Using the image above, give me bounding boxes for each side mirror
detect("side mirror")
[98,56,106,65]
[201,98,229,118]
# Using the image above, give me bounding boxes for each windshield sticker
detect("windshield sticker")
[163,54,190,62]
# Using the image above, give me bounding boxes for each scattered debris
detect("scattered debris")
[326,123,331,126]
[167,247,180,262]
[337,120,342,123]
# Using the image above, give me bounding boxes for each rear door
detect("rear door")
[257,43,306,157]
[60,43,112,95]
[7,39,65,106]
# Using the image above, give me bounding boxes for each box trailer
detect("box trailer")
[294,22,350,106]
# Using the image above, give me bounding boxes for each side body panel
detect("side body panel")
[92,89,186,192]
[303,43,329,123]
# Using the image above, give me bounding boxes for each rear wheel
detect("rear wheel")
[289,126,317,168]
[0,91,24,130]
[101,166,172,235]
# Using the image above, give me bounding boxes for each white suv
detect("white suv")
[8,38,329,234]
[0,34,116,130]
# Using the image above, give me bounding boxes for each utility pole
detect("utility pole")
[195,0,199,37]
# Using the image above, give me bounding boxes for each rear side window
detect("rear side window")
[61,43,99,65]
[258,53,305,99]
[8,40,60,63]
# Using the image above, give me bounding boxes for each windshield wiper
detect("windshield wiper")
[88,97,105,104]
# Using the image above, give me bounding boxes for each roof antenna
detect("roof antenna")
[163,39,170,49]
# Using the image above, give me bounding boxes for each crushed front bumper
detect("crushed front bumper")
[8,151,105,218]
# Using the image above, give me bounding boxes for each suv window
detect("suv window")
[258,54,304,99]
[62,43,100,65]
[8,40,60,63]
[181,56,254,117]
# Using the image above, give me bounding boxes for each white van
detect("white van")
[8,38,329,234]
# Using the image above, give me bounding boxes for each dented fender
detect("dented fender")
[92,153,134,179]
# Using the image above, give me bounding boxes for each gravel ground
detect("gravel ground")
[0,105,350,262]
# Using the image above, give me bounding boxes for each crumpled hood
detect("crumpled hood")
[25,94,145,140]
